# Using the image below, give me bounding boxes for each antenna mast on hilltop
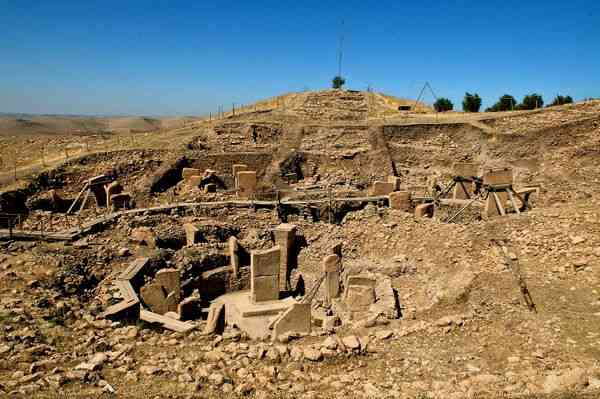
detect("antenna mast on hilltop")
[337,19,345,77]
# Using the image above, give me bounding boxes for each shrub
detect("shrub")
[462,92,482,112]
[517,93,544,110]
[434,98,453,112]
[549,95,574,106]
[486,95,517,112]
[332,76,345,89]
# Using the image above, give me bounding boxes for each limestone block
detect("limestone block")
[232,164,248,188]
[104,181,123,208]
[155,269,180,297]
[483,168,513,186]
[182,168,202,181]
[140,282,167,314]
[387,176,401,191]
[251,275,280,302]
[186,175,203,188]
[370,181,395,196]
[453,162,479,178]
[415,203,434,218]
[272,303,311,339]
[131,227,157,248]
[110,193,131,210]
[251,247,281,277]
[345,285,376,311]
[274,223,297,291]
[237,171,257,199]
[184,223,200,246]
[389,191,411,211]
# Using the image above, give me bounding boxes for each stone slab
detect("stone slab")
[251,275,280,303]
[415,203,434,218]
[370,181,395,196]
[139,309,195,333]
[272,303,311,339]
[387,176,401,191]
[237,171,257,199]
[182,168,202,180]
[345,285,376,311]
[140,282,167,314]
[483,168,513,186]
[389,191,411,211]
[251,247,281,277]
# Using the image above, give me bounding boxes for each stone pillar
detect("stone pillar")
[237,171,257,199]
[370,181,395,196]
[105,181,123,208]
[229,236,240,278]
[323,254,341,304]
[483,168,513,208]
[387,176,401,191]
[453,162,479,199]
[250,247,281,303]
[184,223,200,246]
[389,191,412,211]
[274,223,297,291]
[232,164,248,189]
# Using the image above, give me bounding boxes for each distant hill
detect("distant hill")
[0,115,201,136]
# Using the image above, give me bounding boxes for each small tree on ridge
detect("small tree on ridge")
[332,76,345,89]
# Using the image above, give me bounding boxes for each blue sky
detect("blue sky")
[0,0,598,116]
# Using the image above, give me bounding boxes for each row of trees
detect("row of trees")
[433,93,574,113]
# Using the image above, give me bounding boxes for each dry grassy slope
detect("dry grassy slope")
[0,115,199,136]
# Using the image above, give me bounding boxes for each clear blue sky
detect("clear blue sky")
[0,0,598,116]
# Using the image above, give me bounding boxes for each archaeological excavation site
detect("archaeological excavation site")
[2,89,600,398]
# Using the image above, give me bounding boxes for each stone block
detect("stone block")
[453,162,479,178]
[322,254,341,273]
[345,285,376,311]
[251,275,280,302]
[165,291,179,313]
[110,193,132,211]
[140,282,167,314]
[155,269,180,296]
[274,223,297,291]
[186,175,203,188]
[387,176,401,191]
[182,168,202,181]
[484,194,504,218]
[251,247,281,277]
[104,181,123,208]
[131,227,157,248]
[483,168,513,186]
[184,223,200,246]
[389,191,411,211]
[415,203,434,218]
[232,164,248,188]
[237,171,257,199]
[370,181,395,196]
[272,303,311,339]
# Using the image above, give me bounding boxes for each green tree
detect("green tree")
[462,92,482,112]
[549,95,574,107]
[486,95,517,112]
[517,93,544,110]
[433,98,453,112]
[332,76,345,89]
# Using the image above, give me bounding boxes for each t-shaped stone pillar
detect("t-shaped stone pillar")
[273,223,297,291]
[322,254,341,305]
[250,247,281,303]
